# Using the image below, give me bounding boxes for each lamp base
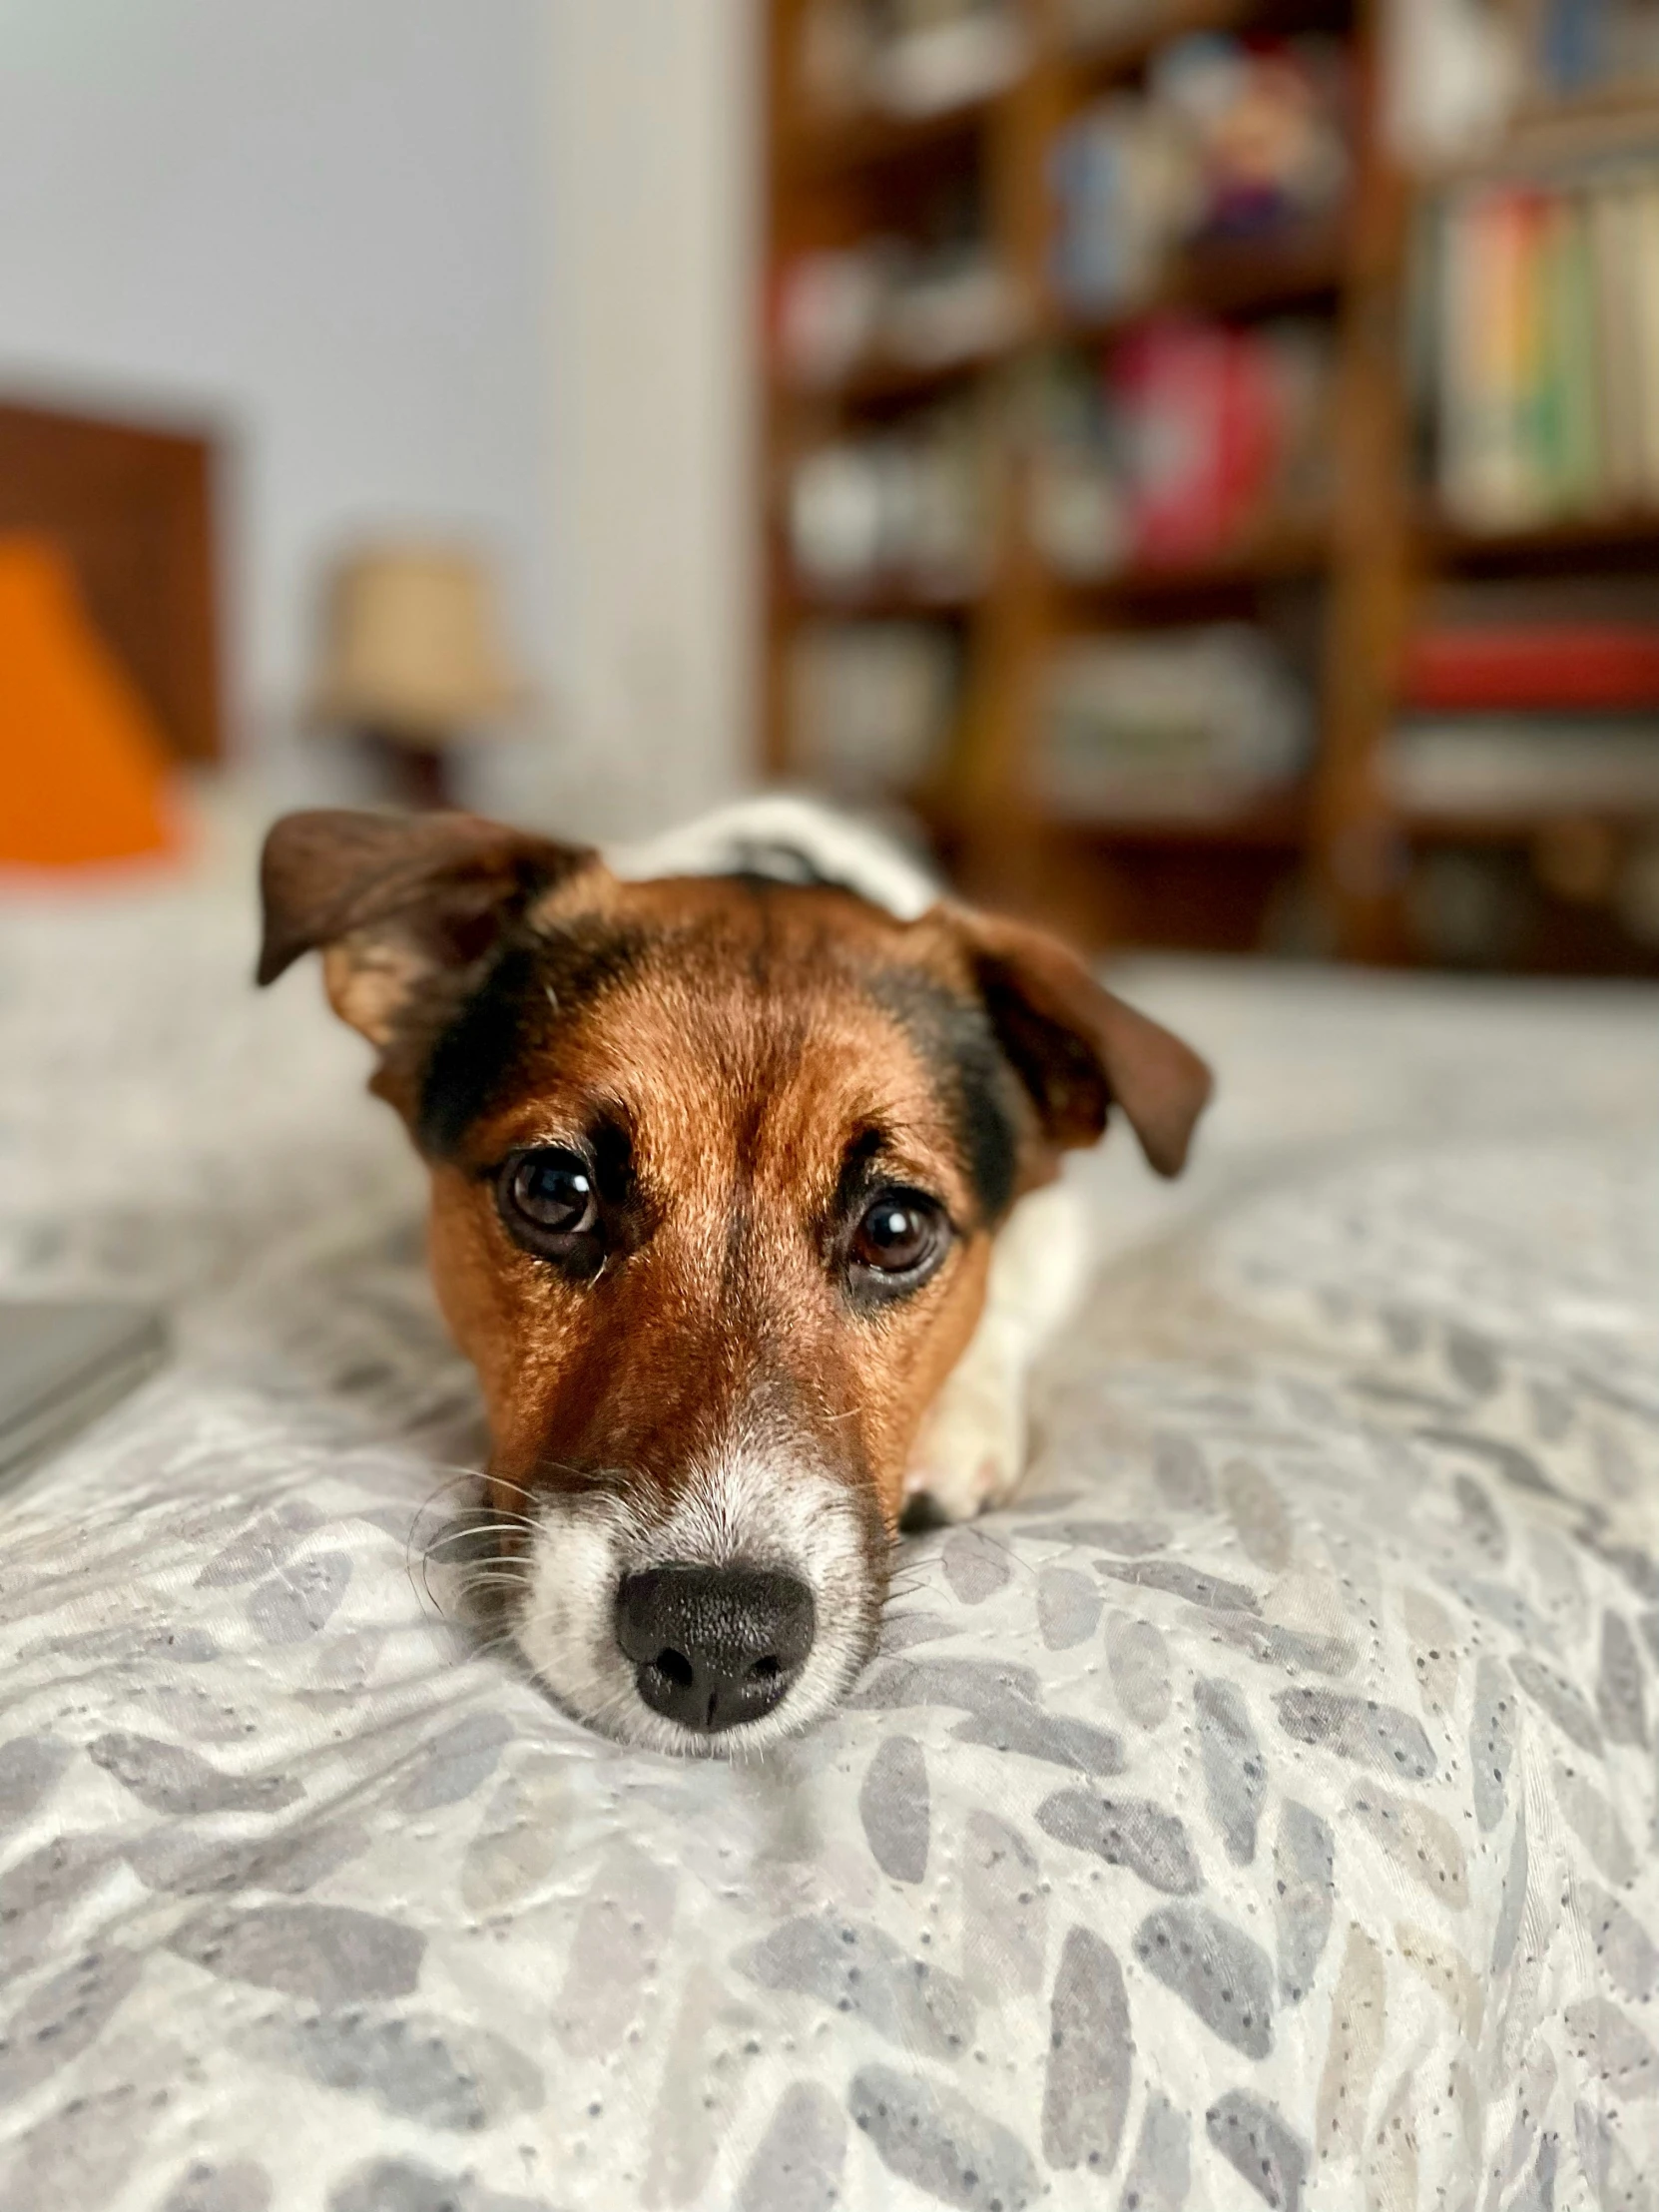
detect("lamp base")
[358,727,455,810]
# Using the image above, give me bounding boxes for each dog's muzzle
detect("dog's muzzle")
[616,1562,816,1735]
[506,1448,880,1752]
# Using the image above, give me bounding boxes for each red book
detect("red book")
[1403,625,1659,710]
[1111,320,1281,564]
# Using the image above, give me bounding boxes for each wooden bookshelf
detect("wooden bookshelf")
[759,0,1659,971]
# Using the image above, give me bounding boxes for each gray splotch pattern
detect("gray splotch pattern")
[168,1903,425,2006]
[2,895,1658,2209]
[1040,1928,1131,2172]
[1511,1653,1607,1756]
[1036,1788,1202,1895]
[739,1914,975,2060]
[1272,1800,1334,2004]
[1133,1903,1276,2059]
[1116,2087,1190,2212]
[1034,1566,1100,1651]
[941,1528,1012,1606]
[1195,1676,1266,1864]
[1597,1609,1649,1748]
[1469,1655,1518,1832]
[1105,1610,1172,1729]
[849,2063,1037,2212]
[737,2082,847,2212]
[1206,2089,1307,2211]
[859,1734,930,1885]
[1273,1687,1436,1782]
[960,1812,1045,2002]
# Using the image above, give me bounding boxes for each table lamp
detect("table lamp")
[305,543,527,806]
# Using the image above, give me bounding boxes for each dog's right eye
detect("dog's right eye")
[498,1147,600,1254]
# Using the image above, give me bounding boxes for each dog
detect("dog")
[258,795,1212,1755]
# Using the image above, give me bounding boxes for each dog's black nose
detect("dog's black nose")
[616,1563,816,1735]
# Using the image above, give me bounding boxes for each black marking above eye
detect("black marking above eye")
[865,970,1020,1228]
[498,1146,601,1260]
[416,922,646,1159]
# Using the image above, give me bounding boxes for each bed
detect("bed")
[1,841,1657,2212]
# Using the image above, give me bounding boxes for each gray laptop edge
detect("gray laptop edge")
[0,1300,169,1492]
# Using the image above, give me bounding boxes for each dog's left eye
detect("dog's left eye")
[498,1147,600,1252]
[849,1189,948,1282]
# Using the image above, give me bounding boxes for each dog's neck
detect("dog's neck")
[606,794,939,922]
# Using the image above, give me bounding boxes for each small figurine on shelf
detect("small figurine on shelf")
[305,543,527,808]
[1153,34,1351,244]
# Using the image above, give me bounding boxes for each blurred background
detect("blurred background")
[4,0,1659,974]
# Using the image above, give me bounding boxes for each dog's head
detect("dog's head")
[259,808,1210,1753]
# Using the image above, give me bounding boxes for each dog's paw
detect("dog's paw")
[901,1179,1089,1525]
[903,1354,1026,1523]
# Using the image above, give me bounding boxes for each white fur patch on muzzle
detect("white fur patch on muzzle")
[509,1445,882,1756]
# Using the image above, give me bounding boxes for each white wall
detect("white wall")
[0,0,547,758]
[540,0,758,837]
[0,0,757,831]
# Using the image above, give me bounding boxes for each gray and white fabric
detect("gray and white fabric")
[2,860,1657,2212]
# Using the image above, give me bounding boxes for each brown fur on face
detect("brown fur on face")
[424,870,1014,1535]
[258,809,1212,1746]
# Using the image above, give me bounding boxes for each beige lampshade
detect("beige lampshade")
[306,544,528,740]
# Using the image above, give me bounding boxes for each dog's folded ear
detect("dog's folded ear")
[258,809,598,1046]
[950,907,1213,1179]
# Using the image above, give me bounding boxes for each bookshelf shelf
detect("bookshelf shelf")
[1512,83,1659,129]
[780,575,985,617]
[1056,795,1309,846]
[915,782,1308,846]
[1424,512,1659,567]
[1053,522,1331,601]
[1064,0,1255,87]
[773,338,1019,412]
[778,93,998,178]
[1403,806,1659,842]
[1047,218,1348,339]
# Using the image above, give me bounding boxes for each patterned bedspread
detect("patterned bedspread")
[1,861,1657,2212]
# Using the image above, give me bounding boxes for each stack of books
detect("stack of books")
[786,394,994,596]
[1039,622,1312,818]
[1422,162,1659,529]
[788,621,960,801]
[1028,319,1332,578]
[1386,581,1659,817]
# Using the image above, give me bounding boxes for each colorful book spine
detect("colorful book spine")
[1633,178,1659,503]
[1431,158,1659,526]
[1588,182,1643,504]
[1546,191,1600,511]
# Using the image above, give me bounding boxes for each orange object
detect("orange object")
[0,535,182,868]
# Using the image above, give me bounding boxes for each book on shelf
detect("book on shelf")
[1403,622,1659,709]
[786,392,995,594]
[1039,623,1311,817]
[1027,318,1332,578]
[1426,160,1659,529]
[788,620,960,801]
[1384,714,1659,815]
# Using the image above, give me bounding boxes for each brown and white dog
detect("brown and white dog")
[258,796,1211,1755]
